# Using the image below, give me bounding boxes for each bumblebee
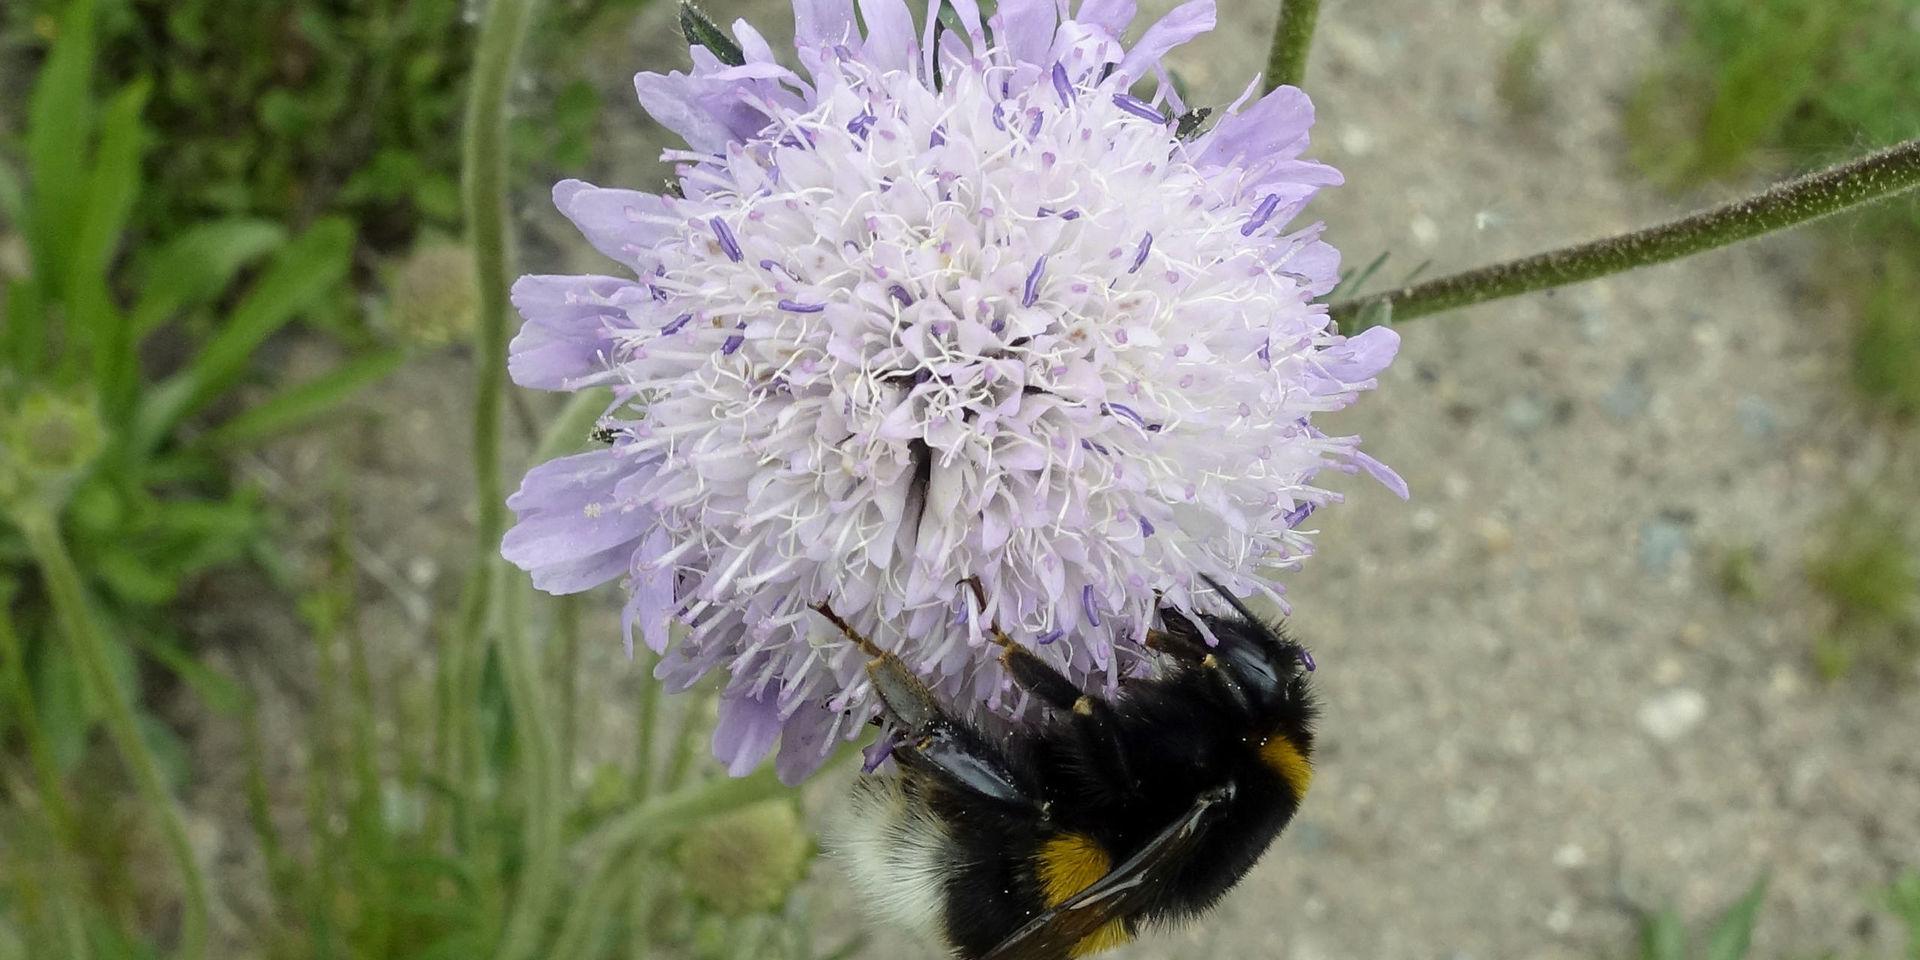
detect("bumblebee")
[823,577,1317,959]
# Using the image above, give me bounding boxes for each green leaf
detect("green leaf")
[127,219,288,338]
[0,157,22,226]
[76,80,152,410]
[1703,878,1768,960]
[1639,907,1688,960]
[203,348,406,449]
[132,632,247,716]
[679,0,745,67]
[24,0,101,294]
[131,217,353,456]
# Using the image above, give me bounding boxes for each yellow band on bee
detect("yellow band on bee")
[1259,733,1313,799]
[1036,833,1133,957]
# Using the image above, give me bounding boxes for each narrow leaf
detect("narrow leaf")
[1639,908,1687,960]
[131,217,353,455]
[77,80,152,410]
[679,0,745,67]
[24,0,100,292]
[127,219,287,337]
[204,349,406,449]
[1703,879,1768,960]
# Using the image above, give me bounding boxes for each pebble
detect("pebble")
[1504,393,1549,433]
[1639,518,1693,576]
[1736,395,1777,438]
[1637,688,1707,742]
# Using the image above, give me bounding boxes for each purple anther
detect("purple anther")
[1027,110,1044,138]
[1283,501,1316,528]
[862,730,901,772]
[709,217,743,262]
[888,284,914,307]
[721,331,746,355]
[1051,63,1074,106]
[778,299,826,313]
[1023,256,1047,308]
[848,111,878,138]
[1139,516,1156,537]
[1038,629,1065,645]
[1102,402,1147,429]
[661,313,694,335]
[1082,585,1102,627]
[1129,233,1154,274]
[1241,193,1282,237]
[1112,93,1168,124]
[1059,209,1082,221]
[1298,649,1317,672]
[930,126,947,147]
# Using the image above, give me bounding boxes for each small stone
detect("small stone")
[1652,657,1684,685]
[1476,516,1515,554]
[1735,396,1777,438]
[1503,393,1549,433]
[1639,518,1692,576]
[1638,688,1707,742]
[1553,843,1588,868]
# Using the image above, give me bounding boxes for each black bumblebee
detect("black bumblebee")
[823,577,1317,959]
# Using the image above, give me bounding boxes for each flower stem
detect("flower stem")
[442,0,542,802]
[17,510,209,960]
[1331,138,1920,328]
[1264,0,1322,92]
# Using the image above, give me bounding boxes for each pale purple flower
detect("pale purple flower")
[502,0,1402,785]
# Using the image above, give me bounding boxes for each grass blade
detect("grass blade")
[130,217,353,455]
[202,348,406,449]
[75,79,151,397]
[1703,879,1768,960]
[24,0,99,296]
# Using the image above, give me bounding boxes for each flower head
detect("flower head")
[503,0,1402,784]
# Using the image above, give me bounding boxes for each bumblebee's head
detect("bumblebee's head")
[1154,597,1315,721]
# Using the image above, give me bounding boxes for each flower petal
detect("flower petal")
[1114,0,1214,82]
[712,688,784,777]
[507,274,636,390]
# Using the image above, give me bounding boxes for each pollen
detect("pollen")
[1035,834,1133,957]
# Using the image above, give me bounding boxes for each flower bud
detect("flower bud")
[384,242,477,347]
[672,798,812,914]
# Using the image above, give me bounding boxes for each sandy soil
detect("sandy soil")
[182,1,1919,957]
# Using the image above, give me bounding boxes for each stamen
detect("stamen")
[1121,236,1159,281]
[1241,194,1282,237]
[848,111,878,138]
[1023,256,1047,307]
[709,217,743,262]
[661,313,694,335]
[1051,63,1073,106]
[1284,502,1315,527]
[1111,93,1168,124]
[1299,649,1317,671]
[1038,629,1064,645]
[778,299,826,313]
[1101,402,1147,429]
[1138,516,1155,537]
[888,284,914,306]
[1082,585,1102,627]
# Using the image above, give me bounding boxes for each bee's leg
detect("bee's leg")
[812,603,1042,812]
[958,579,1138,790]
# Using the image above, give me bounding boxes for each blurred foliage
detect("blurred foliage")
[1807,498,1919,681]
[1632,878,1768,960]
[1630,874,1920,960]
[2,0,856,956]
[0,0,643,311]
[1624,0,1920,418]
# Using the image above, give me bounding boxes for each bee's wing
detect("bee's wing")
[978,784,1237,960]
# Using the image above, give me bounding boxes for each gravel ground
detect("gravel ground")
[182,1,1919,956]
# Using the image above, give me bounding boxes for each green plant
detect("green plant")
[1625,0,1920,418]
[0,0,650,283]
[1807,498,1919,680]
[1633,878,1769,960]
[0,0,400,953]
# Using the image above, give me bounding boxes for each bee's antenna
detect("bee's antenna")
[1197,573,1264,625]
[811,601,886,658]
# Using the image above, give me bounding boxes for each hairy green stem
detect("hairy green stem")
[1331,137,1920,328]
[1264,0,1322,92]
[18,511,209,960]
[443,0,542,809]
